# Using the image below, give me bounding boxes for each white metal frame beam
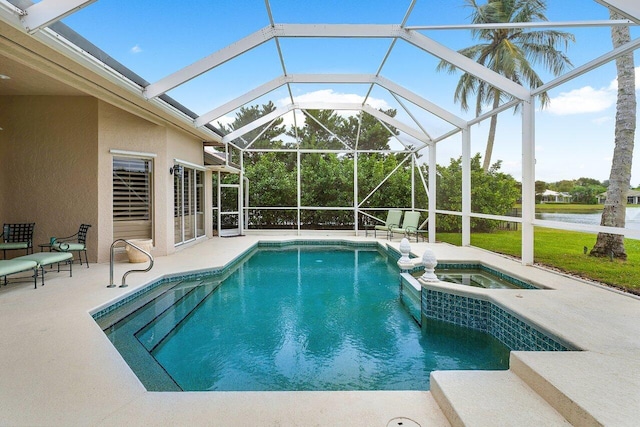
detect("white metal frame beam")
[146,24,529,104]
[391,92,433,140]
[376,76,467,128]
[20,0,96,33]
[222,106,290,144]
[221,102,432,145]
[361,105,431,144]
[197,76,289,128]
[300,109,353,151]
[406,19,635,30]
[362,0,417,105]
[534,37,640,95]
[196,74,467,130]
[144,26,279,99]
[399,29,529,100]
[595,0,640,23]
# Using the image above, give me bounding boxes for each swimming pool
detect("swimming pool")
[98,244,510,391]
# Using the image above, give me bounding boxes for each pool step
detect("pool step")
[101,279,221,391]
[95,281,186,329]
[109,281,199,332]
[101,282,205,391]
[136,279,221,352]
[510,351,639,427]
[431,370,572,427]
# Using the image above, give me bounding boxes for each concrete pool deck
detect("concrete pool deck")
[0,234,638,426]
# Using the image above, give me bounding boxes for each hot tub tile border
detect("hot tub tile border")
[422,288,573,352]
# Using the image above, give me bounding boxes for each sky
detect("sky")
[59,0,640,184]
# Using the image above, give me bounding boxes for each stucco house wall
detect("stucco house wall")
[0,94,210,264]
[0,95,99,261]
[1,17,220,265]
[98,101,166,262]
[97,101,208,263]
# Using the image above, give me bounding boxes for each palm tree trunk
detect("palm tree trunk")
[482,92,501,172]
[590,11,636,260]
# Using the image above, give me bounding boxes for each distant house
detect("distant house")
[538,189,572,203]
[597,189,640,205]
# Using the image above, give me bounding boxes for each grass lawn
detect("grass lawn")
[436,227,640,294]
[516,203,605,213]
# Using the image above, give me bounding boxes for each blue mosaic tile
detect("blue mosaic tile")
[422,289,571,352]
[400,275,422,325]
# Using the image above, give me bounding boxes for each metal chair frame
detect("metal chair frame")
[1,223,35,259]
[52,224,91,268]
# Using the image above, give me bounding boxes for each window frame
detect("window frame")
[111,150,155,243]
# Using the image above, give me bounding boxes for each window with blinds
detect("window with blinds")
[113,157,153,240]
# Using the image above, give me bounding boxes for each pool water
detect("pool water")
[103,245,510,391]
[411,266,536,290]
[437,269,524,289]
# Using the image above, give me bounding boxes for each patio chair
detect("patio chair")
[0,259,38,289]
[389,211,421,241]
[51,224,91,268]
[0,223,35,259]
[17,251,73,288]
[374,210,403,238]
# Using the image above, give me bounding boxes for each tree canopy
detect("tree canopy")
[435,153,520,232]
[437,0,574,171]
[216,104,518,232]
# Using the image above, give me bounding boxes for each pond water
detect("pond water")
[536,207,640,230]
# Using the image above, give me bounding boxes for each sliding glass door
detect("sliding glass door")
[174,164,204,246]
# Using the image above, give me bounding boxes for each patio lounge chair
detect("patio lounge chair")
[374,210,403,238]
[0,259,38,289]
[16,251,73,288]
[389,211,421,242]
[0,223,35,259]
[51,224,91,268]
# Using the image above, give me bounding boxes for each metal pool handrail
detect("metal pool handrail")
[108,239,154,288]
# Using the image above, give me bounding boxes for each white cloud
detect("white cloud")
[277,89,389,111]
[273,89,391,128]
[214,115,235,130]
[130,44,142,54]
[546,66,640,116]
[608,66,640,91]
[546,85,616,115]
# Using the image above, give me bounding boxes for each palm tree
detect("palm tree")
[590,11,636,260]
[437,0,574,171]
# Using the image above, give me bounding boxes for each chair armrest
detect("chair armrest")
[56,232,79,242]
[53,242,71,251]
[405,226,418,233]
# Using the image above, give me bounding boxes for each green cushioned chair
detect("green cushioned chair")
[374,210,403,239]
[0,259,38,289]
[51,224,91,268]
[389,211,421,241]
[18,252,73,287]
[0,223,35,259]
